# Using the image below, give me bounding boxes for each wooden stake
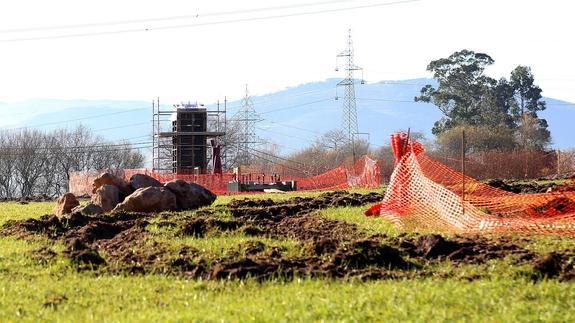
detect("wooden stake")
[557,149,561,177]
[461,129,466,215]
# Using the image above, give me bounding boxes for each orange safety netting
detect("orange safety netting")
[286,156,380,191]
[69,155,380,196]
[365,133,575,235]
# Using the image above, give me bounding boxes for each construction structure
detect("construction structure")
[152,98,226,174]
[336,28,364,143]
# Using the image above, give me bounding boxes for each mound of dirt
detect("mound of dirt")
[393,234,532,265]
[4,190,573,281]
[2,215,66,238]
[486,179,553,194]
[0,195,54,203]
[179,218,240,237]
[532,252,563,278]
[331,239,407,269]
[63,239,106,268]
[228,191,383,213]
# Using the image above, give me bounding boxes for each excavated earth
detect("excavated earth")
[485,178,575,194]
[3,191,575,281]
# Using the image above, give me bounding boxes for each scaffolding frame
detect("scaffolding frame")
[152,98,227,173]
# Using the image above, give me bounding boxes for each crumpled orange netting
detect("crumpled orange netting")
[365,132,575,235]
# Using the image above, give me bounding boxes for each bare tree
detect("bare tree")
[0,131,17,198]
[13,129,48,197]
[0,124,145,198]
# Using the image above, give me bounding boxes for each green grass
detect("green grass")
[153,232,301,258]
[0,202,54,225]
[0,274,574,322]
[2,190,575,322]
[320,206,400,236]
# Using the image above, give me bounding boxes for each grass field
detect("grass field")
[1,190,574,322]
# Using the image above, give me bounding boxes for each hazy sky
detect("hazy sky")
[0,0,573,104]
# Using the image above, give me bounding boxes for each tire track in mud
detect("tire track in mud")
[2,191,575,281]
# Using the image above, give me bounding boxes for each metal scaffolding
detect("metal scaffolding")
[152,98,227,173]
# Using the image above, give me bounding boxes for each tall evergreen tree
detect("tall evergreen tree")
[415,50,498,135]
[416,50,551,151]
[509,65,550,148]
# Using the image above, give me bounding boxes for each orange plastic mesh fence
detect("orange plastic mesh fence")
[283,156,380,191]
[365,133,575,236]
[69,155,380,196]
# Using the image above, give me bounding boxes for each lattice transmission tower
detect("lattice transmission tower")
[336,29,364,142]
[235,85,261,165]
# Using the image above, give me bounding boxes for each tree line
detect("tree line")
[0,125,144,198]
[416,49,550,153]
[279,49,575,180]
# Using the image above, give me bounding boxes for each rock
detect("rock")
[92,172,133,198]
[71,203,103,216]
[113,187,177,213]
[52,193,80,216]
[129,173,163,190]
[91,184,120,212]
[164,179,216,210]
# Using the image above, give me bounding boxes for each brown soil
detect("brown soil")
[3,190,574,281]
[486,179,553,194]
[531,197,575,216]
[486,178,575,194]
[0,195,54,203]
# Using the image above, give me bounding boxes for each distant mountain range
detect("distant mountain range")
[1,78,574,166]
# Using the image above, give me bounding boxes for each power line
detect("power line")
[248,148,318,176]
[221,87,336,111]
[0,144,153,157]
[256,126,317,144]
[263,120,324,135]
[259,98,333,114]
[0,0,360,34]
[0,0,421,42]
[256,126,336,149]
[260,139,301,152]
[377,81,431,86]
[250,147,306,166]
[2,141,153,151]
[0,107,148,130]
[247,150,305,174]
[92,122,150,132]
[356,97,417,103]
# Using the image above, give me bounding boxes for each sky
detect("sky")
[0,0,573,105]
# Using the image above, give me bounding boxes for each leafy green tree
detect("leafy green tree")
[415,50,498,135]
[509,65,550,148]
[417,50,551,152]
[510,66,546,118]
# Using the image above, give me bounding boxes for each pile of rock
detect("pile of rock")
[53,173,216,216]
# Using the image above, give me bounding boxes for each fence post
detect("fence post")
[461,129,466,216]
[557,149,561,177]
